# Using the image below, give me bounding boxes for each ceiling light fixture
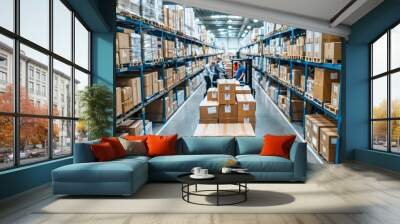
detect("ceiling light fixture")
[253,19,258,22]
[247,25,252,29]
[228,19,232,23]
[228,25,232,29]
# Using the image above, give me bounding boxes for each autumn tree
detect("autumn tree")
[0,84,60,155]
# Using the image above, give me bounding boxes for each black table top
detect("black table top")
[177,172,255,185]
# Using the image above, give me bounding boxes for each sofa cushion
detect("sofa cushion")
[119,138,147,156]
[73,140,100,163]
[147,135,178,157]
[260,135,296,159]
[101,137,127,158]
[236,155,293,172]
[91,142,118,162]
[236,137,263,155]
[53,158,147,183]
[178,137,236,155]
[149,154,235,172]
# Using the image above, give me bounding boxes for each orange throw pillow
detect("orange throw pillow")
[124,135,148,141]
[260,134,296,159]
[101,137,126,158]
[91,142,117,162]
[146,135,178,157]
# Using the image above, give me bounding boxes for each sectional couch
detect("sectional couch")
[52,137,307,196]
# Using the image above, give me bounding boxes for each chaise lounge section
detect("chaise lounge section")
[52,136,307,196]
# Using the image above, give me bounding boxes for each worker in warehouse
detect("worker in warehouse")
[235,61,246,82]
[204,60,216,90]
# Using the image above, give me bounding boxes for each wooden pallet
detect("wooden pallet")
[293,86,305,93]
[304,93,323,107]
[304,92,314,100]
[313,57,323,63]
[324,103,339,115]
[324,58,342,64]
[304,56,313,62]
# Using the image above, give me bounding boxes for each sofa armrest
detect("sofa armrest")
[289,142,307,181]
[73,140,100,163]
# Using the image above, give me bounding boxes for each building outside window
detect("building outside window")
[370,23,400,154]
[0,0,91,170]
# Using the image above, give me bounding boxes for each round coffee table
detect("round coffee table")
[177,173,255,206]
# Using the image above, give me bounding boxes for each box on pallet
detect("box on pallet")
[236,86,251,94]
[219,103,238,122]
[218,92,236,105]
[324,42,342,61]
[320,127,338,162]
[116,87,123,116]
[313,68,340,102]
[199,98,219,123]
[291,68,304,87]
[304,114,324,143]
[331,82,340,108]
[207,88,218,101]
[217,79,239,93]
[146,98,164,122]
[309,116,336,152]
[236,94,256,117]
[116,77,142,109]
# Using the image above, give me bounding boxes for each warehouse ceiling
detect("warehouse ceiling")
[167,0,384,37]
[193,8,264,38]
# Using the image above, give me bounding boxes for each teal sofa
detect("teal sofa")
[52,137,307,196]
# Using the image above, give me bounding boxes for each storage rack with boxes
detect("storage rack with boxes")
[115,0,223,136]
[239,26,343,164]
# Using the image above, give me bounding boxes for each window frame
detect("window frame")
[0,0,92,171]
[370,20,400,154]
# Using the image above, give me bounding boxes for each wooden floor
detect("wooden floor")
[1,162,400,224]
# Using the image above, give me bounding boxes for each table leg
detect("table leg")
[245,183,247,201]
[195,184,198,192]
[217,184,219,206]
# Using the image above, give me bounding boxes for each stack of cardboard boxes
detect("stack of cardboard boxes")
[305,114,338,162]
[143,71,164,99]
[199,80,256,128]
[116,77,142,116]
[305,31,341,61]
[163,40,176,59]
[116,30,142,67]
[312,68,340,103]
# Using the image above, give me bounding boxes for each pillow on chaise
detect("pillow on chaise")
[260,134,296,159]
[118,137,147,156]
[91,142,118,162]
[124,135,148,141]
[146,135,178,157]
[101,137,127,158]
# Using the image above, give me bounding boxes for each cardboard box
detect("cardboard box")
[291,68,304,87]
[219,117,238,123]
[313,68,340,102]
[152,81,159,94]
[118,49,131,65]
[217,79,238,93]
[331,82,340,108]
[236,94,256,117]
[146,99,164,122]
[237,116,256,129]
[129,120,144,136]
[300,75,306,90]
[310,116,336,151]
[236,85,251,94]
[158,80,164,92]
[199,98,219,121]
[117,32,131,49]
[200,118,218,124]
[218,92,236,105]
[116,87,123,116]
[122,99,134,113]
[319,127,338,162]
[207,88,218,101]
[324,42,342,60]
[218,103,238,118]
[305,114,325,142]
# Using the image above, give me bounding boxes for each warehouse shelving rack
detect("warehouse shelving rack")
[239,28,343,164]
[115,13,223,134]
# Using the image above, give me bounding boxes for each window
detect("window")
[0,35,14,113]
[20,0,49,49]
[370,23,400,154]
[0,1,91,169]
[0,0,14,31]
[74,17,90,70]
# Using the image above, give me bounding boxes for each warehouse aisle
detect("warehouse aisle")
[157,82,207,136]
[159,79,320,164]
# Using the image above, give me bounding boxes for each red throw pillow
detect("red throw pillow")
[91,142,117,162]
[146,135,178,157]
[124,135,148,141]
[260,134,296,159]
[101,137,126,158]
